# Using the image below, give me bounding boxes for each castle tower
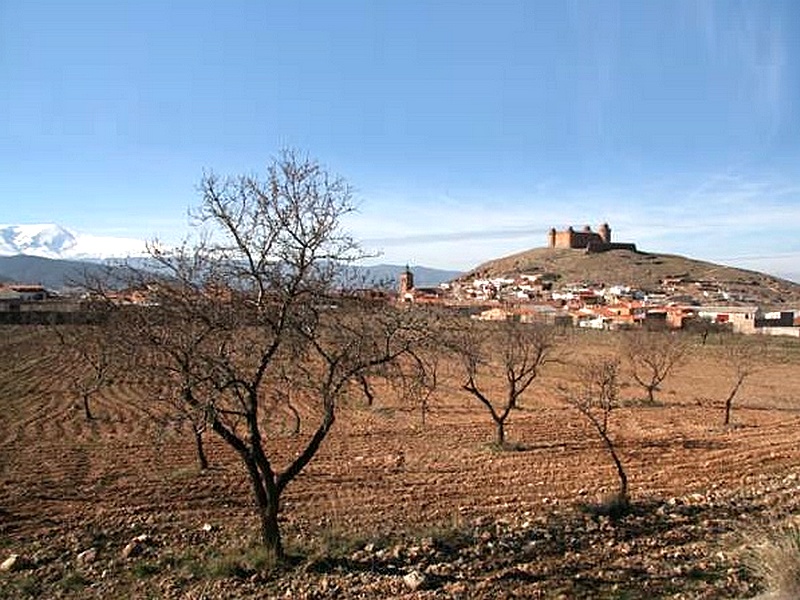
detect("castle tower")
[548,227,557,248]
[399,265,414,297]
[598,222,611,244]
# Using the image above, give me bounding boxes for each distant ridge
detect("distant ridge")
[0,255,461,291]
[462,247,800,307]
[0,255,119,290]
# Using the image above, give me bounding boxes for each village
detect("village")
[397,224,800,338]
[398,266,800,337]
[1,224,799,336]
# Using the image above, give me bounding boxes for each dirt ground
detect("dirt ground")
[1,326,800,598]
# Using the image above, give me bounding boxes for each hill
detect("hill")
[462,247,800,307]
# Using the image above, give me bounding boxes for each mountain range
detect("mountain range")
[0,224,461,289]
[0,255,460,291]
[2,224,799,307]
[0,224,146,261]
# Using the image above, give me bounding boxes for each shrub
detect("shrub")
[206,543,280,579]
[580,491,631,521]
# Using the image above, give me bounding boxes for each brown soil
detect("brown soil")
[1,326,800,598]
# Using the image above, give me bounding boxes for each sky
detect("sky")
[2,1,799,281]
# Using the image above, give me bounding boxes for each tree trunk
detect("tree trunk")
[359,375,375,406]
[193,427,209,470]
[495,418,506,447]
[285,400,301,435]
[723,377,745,426]
[646,385,656,404]
[82,393,94,421]
[245,459,284,558]
[608,443,628,501]
[211,420,286,559]
[259,500,283,557]
[600,434,629,511]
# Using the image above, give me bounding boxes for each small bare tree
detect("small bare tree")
[120,151,430,558]
[682,316,731,345]
[624,330,689,404]
[452,319,557,447]
[564,357,629,509]
[342,306,445,424]
[380,340,440,426]
[411,349,439,426]
[145,368,214,471]
[721,336,763,426]
[52,304,121,421]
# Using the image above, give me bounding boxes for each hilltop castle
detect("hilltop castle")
[547,223,636,253]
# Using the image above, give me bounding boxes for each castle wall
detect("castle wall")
[549,224,628,251]
[548,224,635,253]
[586,241,638,254]
[552,230,604,249]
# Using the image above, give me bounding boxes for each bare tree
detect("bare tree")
[145,366,214,471]
[123,151,430,558]
[564,357,629,509]
[365,310,443,425]
[110,259,238,472]
[623,330,689,404]
[52,304,121,421]
[682,316,731,345]
[411,349,439,426]
[376,338,440,426]
[721,336,763,426]
[452,319,557,447]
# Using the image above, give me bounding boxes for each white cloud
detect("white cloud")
[346,167,800,283]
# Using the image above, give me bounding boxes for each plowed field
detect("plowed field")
[1,326,799,598]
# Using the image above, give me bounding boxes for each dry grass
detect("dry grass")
[747,523,800,599]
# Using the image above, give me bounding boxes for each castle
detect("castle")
[547,223,636,253]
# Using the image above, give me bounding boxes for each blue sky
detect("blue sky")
[2,1,799,280]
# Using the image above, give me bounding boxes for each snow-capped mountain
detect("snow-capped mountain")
[0,224,147,260]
